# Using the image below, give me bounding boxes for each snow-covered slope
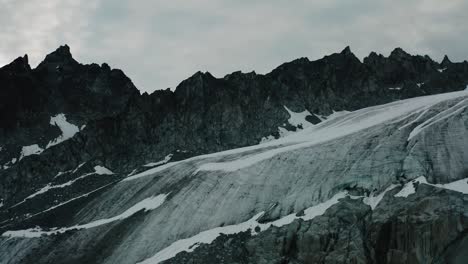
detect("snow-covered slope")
[1,90,468,264]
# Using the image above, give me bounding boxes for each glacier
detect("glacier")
[1,90,468,263]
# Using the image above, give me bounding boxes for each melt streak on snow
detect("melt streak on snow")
[2,194,167,238]
[138,192,347,264]
[46,114,80,148]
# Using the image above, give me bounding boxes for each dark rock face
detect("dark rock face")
[1,45,468,264]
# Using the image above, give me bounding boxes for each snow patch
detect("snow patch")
[144,154,173,167]
[2,194,167,238]
[19,144,44,160]
[46,114,80,148]
[94,165,113,175]
[261,106,316,143]
[138,192,347,264]
[283,106,313,128]
[433,178,468,194]
[438,68,447,73]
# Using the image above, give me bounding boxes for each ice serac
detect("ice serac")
[1,46,468,264]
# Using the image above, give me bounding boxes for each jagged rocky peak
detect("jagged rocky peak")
[100,62,111,72]
[36,44,79,71]
[341,45,352,55]
[322,46,362,66]
[1,54,31,73]
[172,71,219,101]
[224,70,257,81]
[441,55,452,67]
[363,51,385,65]
[178,71,216,88]
[389,47,411,60]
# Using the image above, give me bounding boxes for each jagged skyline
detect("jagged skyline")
[1,0,468,93]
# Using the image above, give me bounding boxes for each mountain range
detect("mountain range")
[0,45,467,264]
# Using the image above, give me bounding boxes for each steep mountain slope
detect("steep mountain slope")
[1,90,468,264]
[1,46,468,264]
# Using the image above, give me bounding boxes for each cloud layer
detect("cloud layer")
[1,0,467,93]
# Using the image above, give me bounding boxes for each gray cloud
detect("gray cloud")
[1,0,467,93]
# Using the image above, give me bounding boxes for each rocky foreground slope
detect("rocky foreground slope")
[0,46,468,263]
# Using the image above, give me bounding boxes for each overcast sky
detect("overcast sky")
[1,0,468,93]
